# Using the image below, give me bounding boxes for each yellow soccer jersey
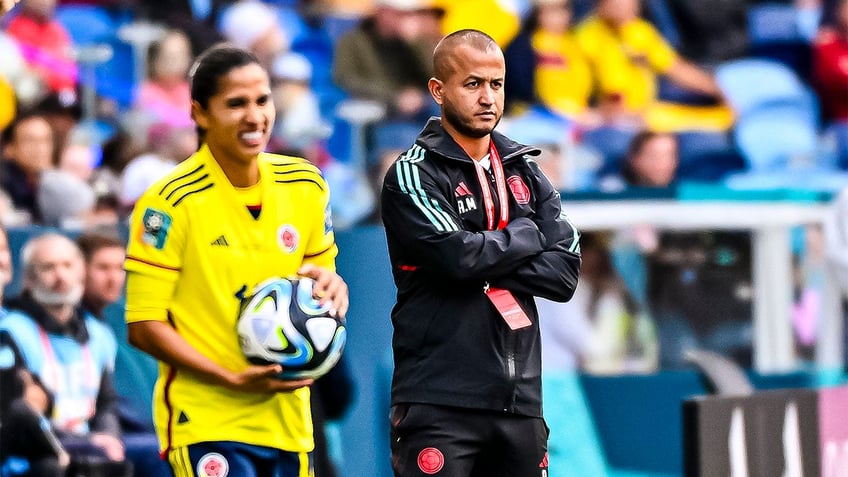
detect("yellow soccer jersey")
[575,15,678,112]
[124,145,337,454]
[532,29,593,118]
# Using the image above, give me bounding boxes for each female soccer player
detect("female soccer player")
[124,44,348,477]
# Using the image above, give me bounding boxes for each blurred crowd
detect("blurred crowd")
[0,0,844,373]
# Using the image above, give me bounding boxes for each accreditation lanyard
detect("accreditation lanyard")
[473,141,509,231]
[474,142,532,330]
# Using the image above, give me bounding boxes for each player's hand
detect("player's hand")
[297,264,349,318]
[228,364,314,393]
[90,433,125,461]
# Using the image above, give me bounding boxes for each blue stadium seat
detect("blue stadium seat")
[55,5,117,45]
[580,126,638,178]
[747,4,812,80]
[644,0,680,48]
[733,104,818,172]
[715,58,810,117]
[676,130,746,181]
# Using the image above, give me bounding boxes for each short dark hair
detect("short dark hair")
[75,232,125,263]
[189,44,262,146]
[1,110,51,145]
[433,29,500,81]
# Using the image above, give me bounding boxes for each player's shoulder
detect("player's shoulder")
[261,152,327,192]
[141,153,215,209]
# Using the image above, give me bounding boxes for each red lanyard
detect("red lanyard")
[472,141,509,231]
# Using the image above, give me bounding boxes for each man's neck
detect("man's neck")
[46,304,75,327]
[81,296,106,318]
[443,123,490,161]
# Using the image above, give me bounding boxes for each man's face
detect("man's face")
[5,116,53,177]
[84,246,126,306]
[192,63,275,168]
[597,0,640,25]
[27,237,84,315]
[431,44,505,140]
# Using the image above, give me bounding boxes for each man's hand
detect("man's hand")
[90,433,125,461]
[298,264,349,318]
[225,364,314,393]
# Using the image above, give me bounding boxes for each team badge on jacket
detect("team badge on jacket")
[508,176,530,204]
[277,224,299,253]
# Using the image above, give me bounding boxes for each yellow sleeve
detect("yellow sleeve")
[124,186,187,323]
[303,175,338,271]
[636,21,678,73]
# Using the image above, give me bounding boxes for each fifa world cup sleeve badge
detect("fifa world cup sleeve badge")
[141,208,173,250]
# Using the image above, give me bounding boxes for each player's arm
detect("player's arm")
[299,180,348,318]
[490,164,581,302]
[125,195,311,391]
[381,158,545,281]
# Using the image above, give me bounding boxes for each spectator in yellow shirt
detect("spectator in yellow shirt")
[575,0,733,132]
[530,0,597,125]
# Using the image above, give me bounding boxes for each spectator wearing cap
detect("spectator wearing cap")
[219,0,289,69]
[332,0,436,120]
[1,111,55,224]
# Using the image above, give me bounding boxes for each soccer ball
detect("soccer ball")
[237,277,346,380]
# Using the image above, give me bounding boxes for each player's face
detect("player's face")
[27,238,84,313]
[431,45,505,140]
[84,246,126,306]
[193,63,275,168]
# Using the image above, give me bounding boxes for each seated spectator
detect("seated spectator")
[133,29,194,129]
[666,0,750,66]
[0,233,131,476]
[574,0,733,132]
[813,0,848,123]
[37,169,96,229]
[1,111,55,224]
[135,0,225,55]
[5,0,78,100]
[607,131,754,368]
[538,231,658,375]
[75,232,126,321]
[270,52,332,153]
[119,121,195,209]
[219,0,289,70]
[528,0,597,126]
[332,0,436,121]
[433,0,521,48]
[599,130,679,191]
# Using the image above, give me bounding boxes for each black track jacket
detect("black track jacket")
[380,118,581,418]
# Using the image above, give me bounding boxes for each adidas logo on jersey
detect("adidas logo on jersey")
[211,235,229,246]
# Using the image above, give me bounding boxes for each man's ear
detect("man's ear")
[428,77,444,106]
[191,101,208,130]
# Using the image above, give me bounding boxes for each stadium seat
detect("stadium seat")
[676,130,746,182]
[715,58,810,117]
[684,349,755,396]
[747,4,812,80]
[580,126,638,178]
[644,0,681,49]
[733,103,818,172]
[55,5,117,45]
